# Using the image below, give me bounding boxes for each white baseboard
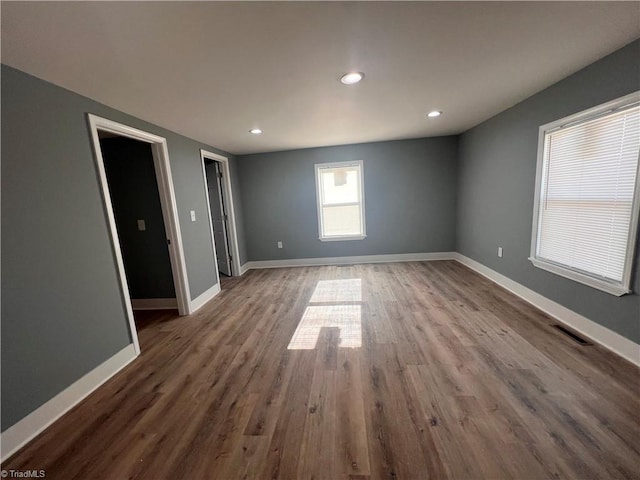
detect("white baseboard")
[239,263,251,276]
[242,251,456,271]
[189,283,221,313]
[453,253,640,366]
[0,344,138,462]
[131,298,177,310]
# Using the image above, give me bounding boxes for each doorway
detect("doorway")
[88,114,192,354]
[201,150,241,282]
[206,160,232,277]
[99,135,176,306]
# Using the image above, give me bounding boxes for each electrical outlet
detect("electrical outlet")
[190,210,196,222]
[497,247,503,258]
[137,219,146,231]
[277,241,283,249]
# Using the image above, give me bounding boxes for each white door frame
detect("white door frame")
[200,149,242,277]
[87,114,192,354]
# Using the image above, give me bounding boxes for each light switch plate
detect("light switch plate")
[190,210,196,222]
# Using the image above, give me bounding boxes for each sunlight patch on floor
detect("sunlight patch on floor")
[288,278,363,350]
[287,305,362,349]
[309,278,362,302]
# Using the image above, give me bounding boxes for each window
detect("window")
[315,160,366,241]
[530,92,640,296]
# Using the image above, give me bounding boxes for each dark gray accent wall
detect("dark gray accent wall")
[457,40,640,343]
[237,137,458,261]
[1,65,245,431]
[101,137,175,299]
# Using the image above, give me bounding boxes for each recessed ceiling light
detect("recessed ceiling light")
[249,128,262,135]
[427,110,442,118]
[340,72,364,85]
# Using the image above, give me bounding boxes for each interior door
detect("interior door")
[206,162,232,276]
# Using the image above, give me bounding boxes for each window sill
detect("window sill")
[319,235,366,242]
[529,257,630,297]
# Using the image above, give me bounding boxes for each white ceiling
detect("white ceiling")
[2,2,639,155]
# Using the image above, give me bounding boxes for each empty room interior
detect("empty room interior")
[2,2,640,479]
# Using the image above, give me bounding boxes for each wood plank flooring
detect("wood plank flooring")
[3,261,639,479]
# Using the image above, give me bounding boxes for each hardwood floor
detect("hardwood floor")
[3,261,639,479]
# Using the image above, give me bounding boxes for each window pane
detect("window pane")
[316,161,365,240]
[537,104,640,283]
[322,205,361,236]
[321,168,359,205]
[539,200,632,280]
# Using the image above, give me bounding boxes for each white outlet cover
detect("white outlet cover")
[137,219,146,231]
[190,210,196,221]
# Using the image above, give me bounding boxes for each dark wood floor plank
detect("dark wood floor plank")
[297,366,337,479]
[336,348,371,477]
[262,350,316,479]
[360,343,433,479]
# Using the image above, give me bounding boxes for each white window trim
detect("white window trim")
[529,91,640,297]
[315,160,367,242]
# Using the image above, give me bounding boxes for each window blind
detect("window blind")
[536,104,640,284]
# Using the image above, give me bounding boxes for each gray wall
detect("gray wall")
[101,137,175,299]
[457,40,640,343]
[237,137,458,261]
[1,65,245,431]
